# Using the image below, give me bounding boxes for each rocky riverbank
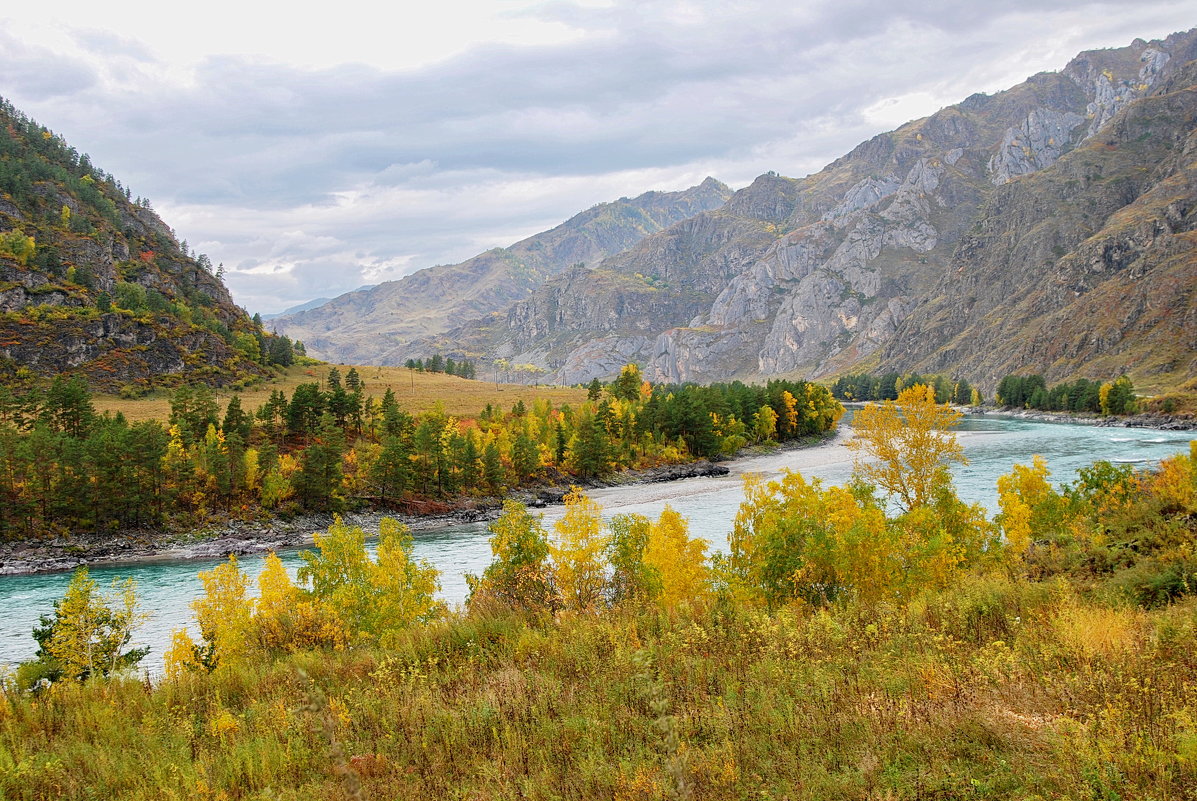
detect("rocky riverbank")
[968,407,1197,431]
[0,460,731,577]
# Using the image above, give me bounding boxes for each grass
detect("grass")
[91,364,589,422]
[4,581,1197,800]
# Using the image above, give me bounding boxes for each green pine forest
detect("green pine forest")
[0,365,841,540]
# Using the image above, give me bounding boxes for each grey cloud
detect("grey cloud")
[2,1,1193,313]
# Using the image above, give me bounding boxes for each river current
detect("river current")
[1,414,1191,671]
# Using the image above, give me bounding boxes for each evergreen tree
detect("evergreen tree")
[293,413,344,511]
[370,435,410,504]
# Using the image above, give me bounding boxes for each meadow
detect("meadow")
[90,364,590,422]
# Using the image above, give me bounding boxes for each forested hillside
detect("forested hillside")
[0,98,295,391]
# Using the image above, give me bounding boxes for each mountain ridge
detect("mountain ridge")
[270,177,733,363]
[0,98,294,390]
[400,28,1197,392]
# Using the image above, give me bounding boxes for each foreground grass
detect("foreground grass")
[91,363,589,422]
[4,576,1197,800]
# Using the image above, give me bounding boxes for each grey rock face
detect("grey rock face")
[553,336,653,384]
[988,109,1085,185]
[376,31,1197,392]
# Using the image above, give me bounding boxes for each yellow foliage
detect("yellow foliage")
[643,505,710,612]
[193,556,254,669]
[163,628,202,680]
[1151,448,1195,512]
[551,488,611,612]
[298,516,442,643]
[847,384,965,512]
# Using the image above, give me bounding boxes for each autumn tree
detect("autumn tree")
[607,513,656,606]
[17,568,148,687]
[298,516,443,642]
[551,488,610,612]
[468,500,558,613]
[192,555,254,669]
[847,384,965,512]
[643,505,710,612]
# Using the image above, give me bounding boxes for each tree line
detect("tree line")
[403,355,476,379]
[830,371,979,406]
[995,373,1136,415]
[0,365,841,540]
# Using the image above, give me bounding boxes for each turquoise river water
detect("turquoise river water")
[0,414,1191,672]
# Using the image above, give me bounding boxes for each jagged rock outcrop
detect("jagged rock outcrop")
[271,178,732,364]
[404,29,1197,392]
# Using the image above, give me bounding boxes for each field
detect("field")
[91,364,589,421]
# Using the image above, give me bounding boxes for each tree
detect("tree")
[468,500,557,613]
[192,556,253,670]
[18,567,148,686]
[293,413,345,511]
[369,435,410,503]
[550,488,610,612]
[607,513,655,607]
[731,471,896,607]
[299,516,442,641]
[1100,375,1136,416]
[611,364,643,402]
[847,384,965,512]
[643,505,710,612]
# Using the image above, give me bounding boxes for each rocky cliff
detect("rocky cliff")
[409,30,1197,391]
[269,178,733,364]
[0,97,282,390]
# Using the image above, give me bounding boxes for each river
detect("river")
[1,414,1191,671]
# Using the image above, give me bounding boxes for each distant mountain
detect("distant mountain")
[269,178,733,363]
[408,29,1197,392]
[261,286,376,320]
[0,97,291,390]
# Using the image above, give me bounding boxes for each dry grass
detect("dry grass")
[92,363,589,422]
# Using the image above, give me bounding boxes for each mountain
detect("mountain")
[408,30,1197,392]
[269,178,733,363]
[0,98,290,391]
[260,286,377,320]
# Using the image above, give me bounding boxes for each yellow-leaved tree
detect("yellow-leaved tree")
[37,568,148,682]
[192,555,254,670]
[298,516,443,643]
[731,471,898,607]
[847,384,965,512]
[643,504,710,612]
[550,487,610,612]
[468,500,558,614]
[255,552,347,652]
[996,455,1077,561]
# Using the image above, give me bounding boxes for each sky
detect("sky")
[1,1,1195,314]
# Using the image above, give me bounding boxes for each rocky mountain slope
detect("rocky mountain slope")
[269,178,732,364]
[409,30,1197,391]
[0,97,288,391]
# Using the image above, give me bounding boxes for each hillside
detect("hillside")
[269,178,732,364]
[0,98,292,391]
[408,30,1197,391]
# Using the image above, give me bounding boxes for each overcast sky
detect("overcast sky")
[1,1,1195,313]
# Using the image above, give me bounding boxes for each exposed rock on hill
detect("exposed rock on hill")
[270,178,732,364]
[0,97,285,390]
